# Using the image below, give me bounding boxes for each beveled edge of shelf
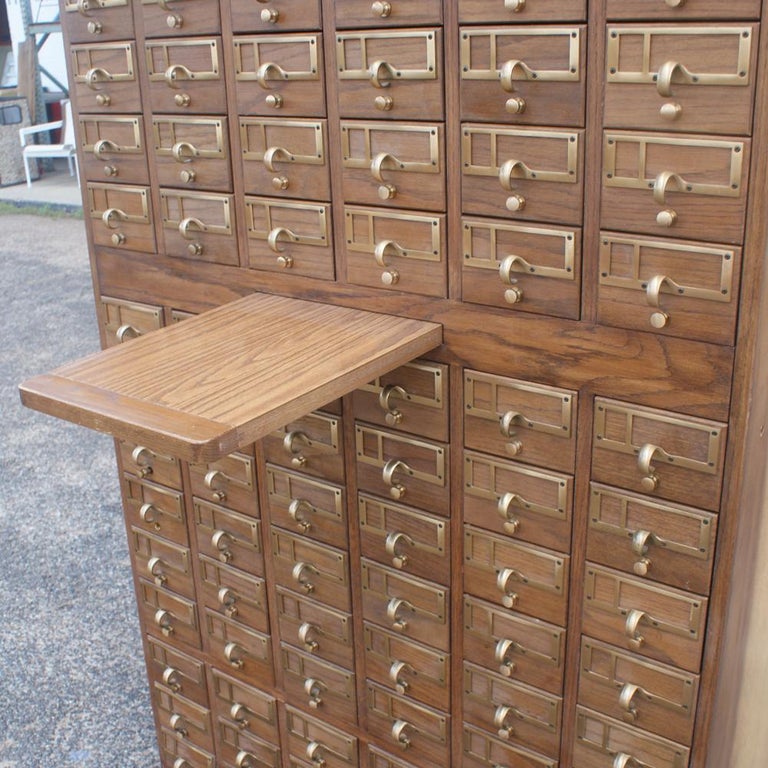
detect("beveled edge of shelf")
[19,292,443,463]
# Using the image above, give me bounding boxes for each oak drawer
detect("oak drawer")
[361,559,449,652]
[462,217,581,320]
[158,727,214,768]
[344,207,447,298]
[131,526,193,599]
[245,197,334,279]
[358,493,449,584]
[78,115,148,184]
[463,595,566,696]
[229,0,321,33]
[123,474,186,543]
[605,0,761,20]
[87,183,155,253]
[145,38,226,114]
[462,124,584,226]
[63,0,133,43]
[101,297,163,348]
[578,638,699,746]
[335,29,443,121]
[285,705,359,768]
[153,682,214,753]
[582,564,707,673]
[140,0,221,38]
[460,26,586,128]
[459,0,585,23]
[204,611,274,685]
[139,577,201,650]
[334,0,442,28]
[215,724,281,768]
[189,451,258,516]
[120,441,181,488]
[592,398,727,512]
[71,42,141,112]
[146,635,208,708]
[464,370,577,473]
[464,449,573,553]
[462,722,557,768]
[351,359,449,442]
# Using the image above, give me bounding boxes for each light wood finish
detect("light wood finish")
[19,292,441,463]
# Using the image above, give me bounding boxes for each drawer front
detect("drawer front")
[141,0,221,38]
[101,297,163,347]
[146,635,208,707]
[464,450,573,553]
[586,484,717,595]
[160,190,239,266]
[597,232,740,345]
[233,34,324,117]
[270,528,351,612]
[119,441,181,487]
[459,0,586,23]
[582,564,707,673]
[364,621,450,711]
[198,555,269,634]
[216,724,281,768]
[463,595,566,696]
[285,706,358,768]
[605,25,757,136]
[159,727,214,768]
[152,117,232,193]
[605,0,761,20]
[463,661,561,758]
[245,197,334,279]
[340,121,445,212]
[263,411,344,483]
[189,451,258,515]
[462,124,584,226]
[573,706,690,768]
[352,359,449,442]
[344,207,447,299]
[239,118,330,200]
[579,638,699,745]
[592,398,727,512]
[358,493,449,584]
[334,0,442,29]
[281,644,357,724]
[460,26,586,127]
[131,527,193,598]
[462,217,581,319]
[336,29,443,120]
[139,578,201,650]
[366,744,430,768]
[355,424,449,516]
[361,560,449,652]
[464,525,569,626]
[464,370,577,473]
[266,466,346,548]
[145,38,226,114]
[124,474,187,543]
[153,682,214,753]
[194,499,264,577]
[71,42,141,112]
[78,115,148,184]
[366,683,449,766]
[462,722,557,768]
[204,611,274,685]
[601,131,750,245]
[87,183,155,253]
[230,0,322,33]
[63,0,133,43]
[275,585,353,668]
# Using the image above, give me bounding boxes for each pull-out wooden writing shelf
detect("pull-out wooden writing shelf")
[19,292,442,461]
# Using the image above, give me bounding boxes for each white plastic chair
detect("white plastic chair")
[18,99,80,189]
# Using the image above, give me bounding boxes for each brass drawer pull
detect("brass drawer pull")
[304,677,327,708]
[101,207,126,229]
[173,760,191,768]
[263,145,293,173]
[288,498,315,533]
[267,226,299,254]
[235,751,256,768]
[230,702,250,728]
[374,240,406,285]
[378,383,407,425]
[169,712,187,737]
[499,411,525,456]
[306,741,327,766]
[495,638,518,677]
[371,1,391,17]
[147,556,167,586]
[139,502,159,526]
[154,608,174,637]
[382,458,412,500]
[391,719,413,749]
[645,273,684,329]
[93,138,120,159]
[292,561,319,593]
[505,0,526,10]
[499,158,536,188]
[204,469,228,501]
[211,529,233,563]
[298,621,321,652]
[85,67,112,90]
[370,151,402,200]
[171,141,197,163]
[656,60,696,98]
[162,666,182,692]
[389,660,414,694]
[224,641,245,668]
[613,753,642,768]
[179,216,206,239]
[256,61,289,89]
[624,608,647,650]
[496,567,524,609]
[131,445,154,475]
[496,492,523,536]
[76,0,92,16]
[218,587,238,617]
[385,530,415,569]
[499,254,534,305]
[618,682,648,723]
[387,596,415,632]
[283,430,312,468]
[116,324,139,342]
[164,64,194,88]
[637,442,670,492]
[500,59,535,93]
[369,59,396,89]
[494,704,519,740]
[631,529,657,577]
[653,170,688,206]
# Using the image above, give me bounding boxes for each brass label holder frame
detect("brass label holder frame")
[72,42,136,82]
[240,119,326,166]
[146,39,221,82]
[159,191,233,235]
[80,116,143,155]
[152,117,227,159]
[336,29,438,82]
[233,35,320,83]
[340,122,441,174]
[88,182,150,223]
[245,199,330,247]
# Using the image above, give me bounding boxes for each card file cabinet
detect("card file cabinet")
[18,1,768,766]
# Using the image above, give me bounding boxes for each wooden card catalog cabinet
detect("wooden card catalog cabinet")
[31,2,768,767]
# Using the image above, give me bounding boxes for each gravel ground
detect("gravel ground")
[0,212,160,767]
